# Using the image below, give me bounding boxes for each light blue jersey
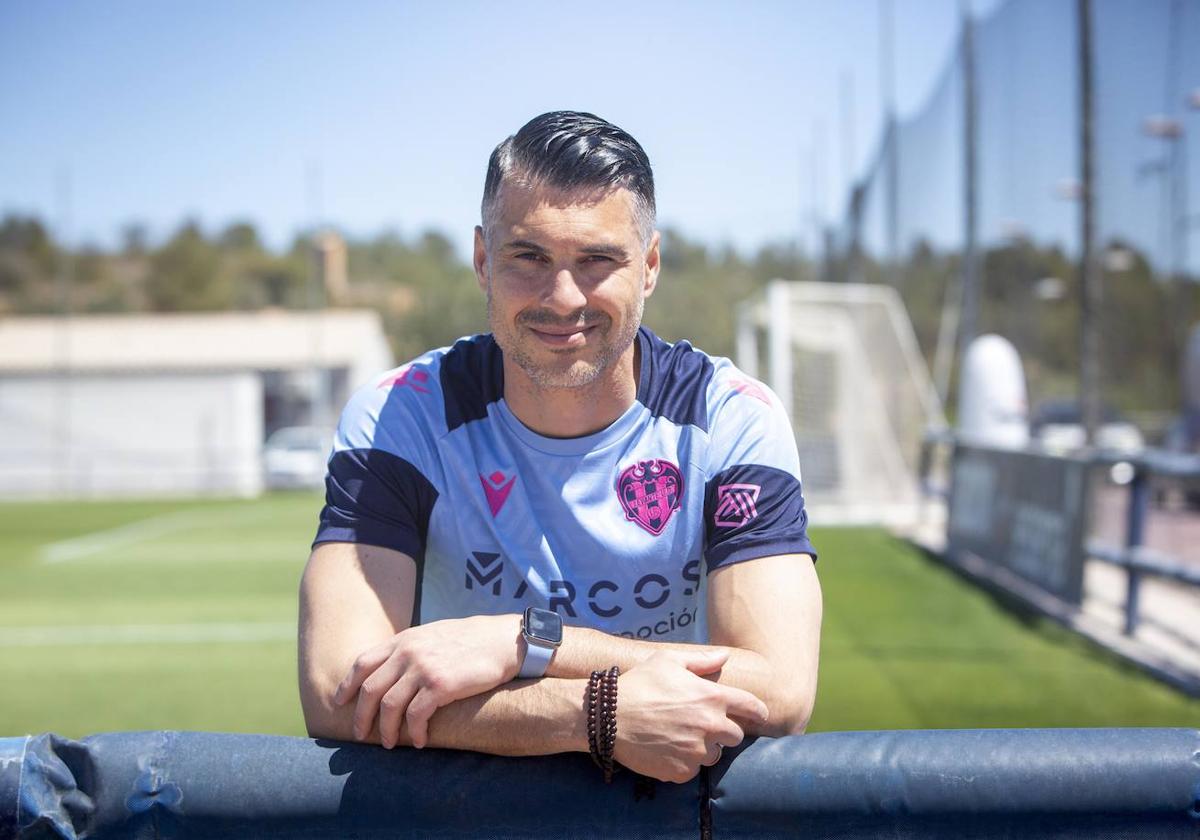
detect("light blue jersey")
[314,327,816,643]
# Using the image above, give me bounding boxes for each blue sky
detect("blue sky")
[1,0,999,259]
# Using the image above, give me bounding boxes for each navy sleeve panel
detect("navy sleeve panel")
[440,334,505,432]
[635,328,715,432]
[703,464,817,572]
[313,448,439,561]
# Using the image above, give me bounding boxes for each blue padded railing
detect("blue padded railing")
[2,729,1198,839]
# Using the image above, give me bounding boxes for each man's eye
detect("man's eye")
[584,255,612,263]
[515,253,543,262]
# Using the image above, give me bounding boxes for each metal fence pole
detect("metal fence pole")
[1123,467,1149,636]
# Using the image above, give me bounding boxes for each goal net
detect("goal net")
[735,281,945,525]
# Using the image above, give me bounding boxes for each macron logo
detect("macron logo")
[378,364,431,394]
[480,471,516,517]
[729,377,771,405]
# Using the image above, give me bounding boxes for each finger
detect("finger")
[718,685,771,725]
[678,646,731,676]
[405,688,440,749]
[334,646,392,706]
[712,717,745,750]
[376,677,418,749]
[351,659,407,741]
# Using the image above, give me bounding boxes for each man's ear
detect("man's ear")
[473,226,489,292]
[643,230,661,298]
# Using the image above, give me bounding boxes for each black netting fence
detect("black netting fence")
[835,0,1200,434]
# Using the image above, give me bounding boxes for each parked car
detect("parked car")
[1029,399,1145,455]
[263,426,334,490]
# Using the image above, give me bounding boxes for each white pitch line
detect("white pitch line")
[0,622,294,647]
[39,506,274,564]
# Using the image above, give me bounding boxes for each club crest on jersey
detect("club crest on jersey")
[616,459,683,536]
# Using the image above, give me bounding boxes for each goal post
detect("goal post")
[736,280,946,525]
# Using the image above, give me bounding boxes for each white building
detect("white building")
[0,310,393,499]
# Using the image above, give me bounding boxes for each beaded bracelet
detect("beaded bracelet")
[586,666,620,782]
[600,666,618,780]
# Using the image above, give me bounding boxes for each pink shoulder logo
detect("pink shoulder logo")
[729,377,770,405]
[713,483,761,529]
[379,364,431,394]
[616,459,683,536]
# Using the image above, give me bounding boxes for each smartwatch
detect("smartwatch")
[518,607,563,679]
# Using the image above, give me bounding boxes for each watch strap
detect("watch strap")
[518,637,555,679]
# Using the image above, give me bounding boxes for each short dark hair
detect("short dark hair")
[481,111,656,245]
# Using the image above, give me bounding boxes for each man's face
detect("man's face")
[474,183,659,390]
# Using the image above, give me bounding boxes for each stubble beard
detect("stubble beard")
[487,285,644,392]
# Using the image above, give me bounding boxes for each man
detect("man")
[298,111,822,785]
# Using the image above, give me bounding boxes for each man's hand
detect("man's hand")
[333,613,523,748]
[613,648,769,784]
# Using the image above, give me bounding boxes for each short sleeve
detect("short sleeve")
[312,370,440,559]
[702,368,817,571]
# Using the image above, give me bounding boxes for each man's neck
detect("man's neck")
[502,341,641,439]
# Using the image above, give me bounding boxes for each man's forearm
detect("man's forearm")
[546,627,809,736]
[308,675,591,757]
[548,626,723,676]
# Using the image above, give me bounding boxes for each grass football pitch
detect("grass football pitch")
[0,494,1195,738]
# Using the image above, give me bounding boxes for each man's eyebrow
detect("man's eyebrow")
[578,243,629,259]
[502,239,548,253]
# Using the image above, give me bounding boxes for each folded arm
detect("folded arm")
[300,541,592,754]
[544,552,821,737]
[298,541,820,779]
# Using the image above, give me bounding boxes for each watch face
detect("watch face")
[524,607,563,645]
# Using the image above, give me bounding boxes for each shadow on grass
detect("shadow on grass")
[900,536,1197,696]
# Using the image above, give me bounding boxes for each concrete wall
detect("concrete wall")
[0,371,263,499]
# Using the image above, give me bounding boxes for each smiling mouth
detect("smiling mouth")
[527,324,597,346]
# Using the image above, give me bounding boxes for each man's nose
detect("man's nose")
[541,267,588,313]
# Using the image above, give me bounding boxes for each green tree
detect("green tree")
[146,221,228,311]
[0,215,59,312]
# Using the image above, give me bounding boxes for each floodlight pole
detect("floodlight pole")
[881,0,900,288]
[840,69,856,219]
[54,167,74,494]
[1165,0,1188,369]
[957,1,981,415]
[306,161,329,430]
[812,120,826,278]
[1078,0,1101,446]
